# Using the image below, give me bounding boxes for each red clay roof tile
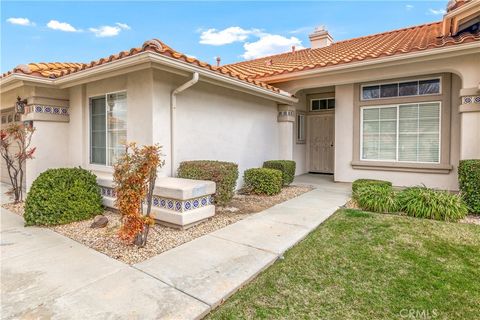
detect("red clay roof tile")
[223,21,480,79]
[1,39,285,95]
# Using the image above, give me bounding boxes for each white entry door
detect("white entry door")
[308,113,335,173]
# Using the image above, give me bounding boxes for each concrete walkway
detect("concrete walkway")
[1,175,350,319]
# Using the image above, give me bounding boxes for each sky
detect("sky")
[1,1,449,73]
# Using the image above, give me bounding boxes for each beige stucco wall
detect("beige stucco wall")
[1,85,70,189]
[275,53,479,190]
[68,70,157,174]
[292,91,307,175]
[175,79,280,184]
[461,112,480,159]
[66,68,282,187]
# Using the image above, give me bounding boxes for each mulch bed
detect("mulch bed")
[2,185,313,265]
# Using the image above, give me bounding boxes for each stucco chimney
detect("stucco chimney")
[309,26,333,49]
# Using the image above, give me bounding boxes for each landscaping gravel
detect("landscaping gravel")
[2,185,313,264]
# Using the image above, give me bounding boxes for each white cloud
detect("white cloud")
[199,27,260,45]
[242,34,304,60]
[428,8,446,15]
[405,4,414,10]
[89,23,130,37]
[47,20,79,32]
[115,22,131,30]
[6,17,35,26]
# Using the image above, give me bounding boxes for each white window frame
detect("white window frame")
[88,90,127,167]
[360,77,442,101]
[360,101,442,164]
[296,112,306,144]
[310,97,335,111]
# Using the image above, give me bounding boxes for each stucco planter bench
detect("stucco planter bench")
[95,173,216,229]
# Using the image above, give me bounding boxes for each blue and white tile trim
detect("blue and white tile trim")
[31,104,69,115]
[100,186,214,213]
[462,95,480,105]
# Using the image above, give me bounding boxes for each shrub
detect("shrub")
[458,160,480,213]
[244,168,282,196]
[263,160,296,186]
[354,184,399,213]
[352,179,392,197]
[397,187,468,222]
[24,168,103,226]
[177,160,238,206]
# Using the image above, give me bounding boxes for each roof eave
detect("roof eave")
[2,51,297,104]
[0,74,55,93]
[257,41,480,83]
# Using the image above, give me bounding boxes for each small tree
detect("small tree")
[113,142,164,247]
[0,122,35,203]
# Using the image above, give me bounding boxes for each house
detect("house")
[1,0,479,192]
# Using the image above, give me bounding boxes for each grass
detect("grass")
[208,209,480,320]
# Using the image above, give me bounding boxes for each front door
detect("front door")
[308,113,335,173]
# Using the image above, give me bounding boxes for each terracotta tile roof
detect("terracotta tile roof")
[1,39,285,95]
[223,21,480,80]
[2,62,86,79]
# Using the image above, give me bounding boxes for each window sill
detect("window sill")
[351,160,453,174]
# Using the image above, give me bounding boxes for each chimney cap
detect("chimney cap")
[309,26,333,49]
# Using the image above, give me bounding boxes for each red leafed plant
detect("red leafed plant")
[0,123,36,203]
[113,142,164,247]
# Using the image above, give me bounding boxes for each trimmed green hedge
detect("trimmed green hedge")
[24,168,103,226]
[458,159,480,213]
[177,160,238,206]
[397,187,468,222]
[244,168,282,196]
[263,160,296,186]
[352,179,392,198]
[354,183,399,213]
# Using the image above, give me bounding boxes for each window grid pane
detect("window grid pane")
[90,93,127,166]
[362,78,440,100]
[90,97,106,165]
[362,102,440,163]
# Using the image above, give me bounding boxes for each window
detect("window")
[311,98,335,111]
[90,92,127,166]
[362,78,440,100]
[361,102,440,163]
[296,112,305,143]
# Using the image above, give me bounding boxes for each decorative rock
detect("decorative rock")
[220,207,240,213]
[90,215,108,228]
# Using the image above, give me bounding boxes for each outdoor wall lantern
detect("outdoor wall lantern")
[15,96,27,114]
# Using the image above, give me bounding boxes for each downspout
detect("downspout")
[170,72,199,176]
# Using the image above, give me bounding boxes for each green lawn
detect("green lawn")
[208,209,480,320]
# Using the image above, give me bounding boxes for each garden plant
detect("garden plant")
[113,143,165,247]
[0,122,35,202]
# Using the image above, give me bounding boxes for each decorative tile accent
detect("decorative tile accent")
[278,110,294,117]
[462,95,480,105]
[100,186,117,198]
[100,186,214,213]
[30,104,69,115]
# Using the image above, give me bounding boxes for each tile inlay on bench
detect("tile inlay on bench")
[96,173,216,229]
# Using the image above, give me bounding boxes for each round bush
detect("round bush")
[355,184,398,213]
[397,187,468,222]
[352,179,392,197]
[177,160,238,206]
[24,168,103,226]
[263,160,296,186]
[244,168,282,196]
